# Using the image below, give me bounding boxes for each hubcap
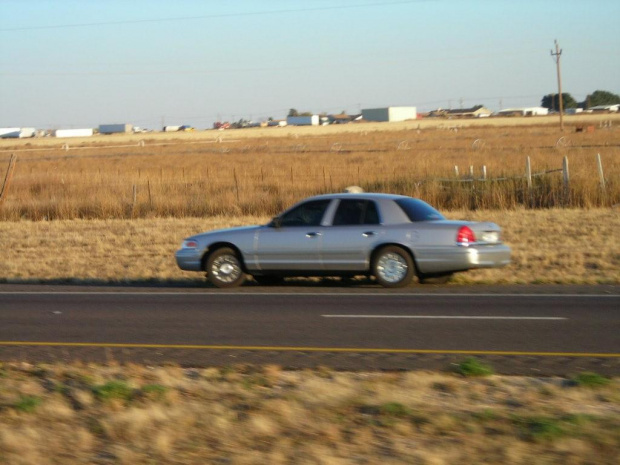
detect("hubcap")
[376,252,408,283]
[211,255,241,283]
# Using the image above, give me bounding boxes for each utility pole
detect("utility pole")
[551,40,564,131]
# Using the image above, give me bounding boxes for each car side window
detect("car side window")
[332,200,380,226]
[279,199,331,227]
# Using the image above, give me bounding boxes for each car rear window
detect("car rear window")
[395,198,445,222]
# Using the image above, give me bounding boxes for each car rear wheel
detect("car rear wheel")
[372,246,414,288]
[206,247,246,288]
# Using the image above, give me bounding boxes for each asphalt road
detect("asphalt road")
[1,286,619,374]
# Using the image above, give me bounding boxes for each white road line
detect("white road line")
[322,315,567,320]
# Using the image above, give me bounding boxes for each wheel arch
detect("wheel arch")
[201,242,248,273]
[369,242,421,276]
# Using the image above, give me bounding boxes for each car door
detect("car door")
[254,199,332,271]
[320,199,382,271]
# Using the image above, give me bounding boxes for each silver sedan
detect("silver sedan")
[175,193,511,288]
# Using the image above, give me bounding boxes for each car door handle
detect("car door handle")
[362,231,376,237]
[306,232,322,238]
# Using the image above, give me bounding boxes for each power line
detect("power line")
[0,1,424,32]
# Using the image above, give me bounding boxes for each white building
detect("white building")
[53,128,94,138]
[361,107,417,122]
[589,104,619,113]
[0,127,36,138]
[495,107,549,117]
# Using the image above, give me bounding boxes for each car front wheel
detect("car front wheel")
[206,247,246,288]
[372,246,414,288]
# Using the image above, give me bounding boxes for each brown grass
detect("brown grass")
[1,117,619,221]
[0,208,619,284]
[0,362,617,464]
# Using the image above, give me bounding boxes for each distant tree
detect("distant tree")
[582,90,620,108]
[541,93,577,110]
[288,108,313,117]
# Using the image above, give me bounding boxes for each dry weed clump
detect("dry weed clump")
[0,362,618,464]
[1,122,619,220]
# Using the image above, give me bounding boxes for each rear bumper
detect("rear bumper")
[416,244,511,274]
[175,249,203,271]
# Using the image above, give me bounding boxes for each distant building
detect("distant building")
[286,115,319,126]
[362,107,417,122]
[495,107,549,117]
[0,127,36,138]
[429,106,492,118]
[53,128,94,138]
[99,123,133,134]
[588,104,619,113]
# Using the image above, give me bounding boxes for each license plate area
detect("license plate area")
[481,231,499,243]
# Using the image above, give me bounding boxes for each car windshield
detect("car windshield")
[395,198,445,222]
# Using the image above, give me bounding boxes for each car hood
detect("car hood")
[186,225,263,243]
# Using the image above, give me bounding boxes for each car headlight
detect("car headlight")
[182,240,199,249]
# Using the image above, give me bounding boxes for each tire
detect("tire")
[252,275,284,286]
[418,273,453,285]
[205,247,246,288]
[372,246,414,288]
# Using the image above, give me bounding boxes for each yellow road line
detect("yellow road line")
[0,341,618,358]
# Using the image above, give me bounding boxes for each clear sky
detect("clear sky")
[1,0,619,129]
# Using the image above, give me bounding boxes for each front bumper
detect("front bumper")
[175,248,203,271]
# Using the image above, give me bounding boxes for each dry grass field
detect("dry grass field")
[1,115,619,221]
[0,208,619,284]
[0,362,618,464]
[1,118,619,464]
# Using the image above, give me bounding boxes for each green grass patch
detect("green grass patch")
[141,384,168,401]
[92,380,133,402]
[512,415,566,442]
[13,395,42,413]
[571,372,611,388]
[455,357,494,377]
[381,402,412,418]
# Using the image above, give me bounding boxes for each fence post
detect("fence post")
[132,184,137,216]
[562,156,570,206]
[481,166,487,180]
[147,180,152,208]
[454,165,459,177]
[233,168,240,202]
[562,156,570,187]
[597,153,606,191]
[525,157,532,190]
[469,166,474,179]
[0,154,17,207]
[525,156,533,208]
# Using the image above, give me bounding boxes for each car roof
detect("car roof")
[304,192,410,202]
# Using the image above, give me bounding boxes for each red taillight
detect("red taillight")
[456,226,476,246]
